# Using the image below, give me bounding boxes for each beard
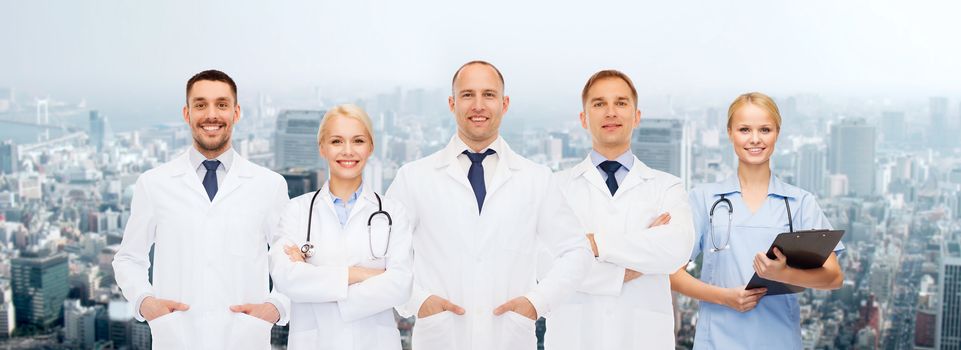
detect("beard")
[193,129,231,154]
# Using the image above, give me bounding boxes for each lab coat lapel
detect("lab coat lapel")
[212,151,253,207]
[484,143,517,200]
[615,156,653,198]
[436,139,477,212]
[174,152,213,203]
[573,156,613,198]
[444,162,474,195]
[344,182,377,226]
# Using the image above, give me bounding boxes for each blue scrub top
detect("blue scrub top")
[688,174,844,350]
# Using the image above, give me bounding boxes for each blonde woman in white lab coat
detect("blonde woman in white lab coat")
[269,105,413,350]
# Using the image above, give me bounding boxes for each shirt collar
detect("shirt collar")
[331,182,364,205]
[715,173,797,198]
[189,146,234,173]
[452,134,502,155]
[589,149,634,171]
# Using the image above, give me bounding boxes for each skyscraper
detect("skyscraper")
[280,169,324,198]
[0,282,14,339]
[705,107,721,129]
[796,143,826,196]
[0,141,16,175]
[63,299,98,349]
[107,300,133,349]
[829,118,876,197]
[89,110,110,151]
[937,239,961,349]
[930,97,949,147]
[11,252,69,329]
[275,110,325,170]
[880,111,905,145]
[632,118,691,187]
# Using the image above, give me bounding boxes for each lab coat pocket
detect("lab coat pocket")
[501,311,536,349]
[225,312,273,350]
[631,309,675,350]
[147,311,187,350]
[413,311,456,349]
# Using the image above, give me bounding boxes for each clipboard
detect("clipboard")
[745,229,844,295]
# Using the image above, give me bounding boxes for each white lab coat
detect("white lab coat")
[113,150,291,350]
[541,155,695,350]
[268,181,413,350]
[386,135,593,350]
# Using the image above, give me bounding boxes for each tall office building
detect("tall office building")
[828,118,876,197]
[280,169,324,198]
[880,111,905,144]
[632,119,691,188]
[916,308,937,349]
[63,299,98,349]
[11,252,69,329]
[0,282,14,339]
[937,240,961,349]
[130,320,151,349]
[548,132,576,158]
[0,141,16,175]
[89,110,111,151]
[275,110,325,170]
[931,97,949,147]
[796,143,826,196]
[106,300,133,349]
[705,107,721,129]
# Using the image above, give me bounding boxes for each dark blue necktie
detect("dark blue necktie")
[202,160,220,201]
[463,149,496,213]
[599,160,621,195]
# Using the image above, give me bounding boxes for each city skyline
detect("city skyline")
[3,2,961,349]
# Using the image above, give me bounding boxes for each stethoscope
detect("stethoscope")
[300,189,392,260]
[708,194,793,252]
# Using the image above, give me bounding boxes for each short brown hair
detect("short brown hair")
[451,60,505,95]
[581,69,638,108]
[186,70,237,104]
[726,92,782,131]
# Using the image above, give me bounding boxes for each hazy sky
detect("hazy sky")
[2,0,959,125]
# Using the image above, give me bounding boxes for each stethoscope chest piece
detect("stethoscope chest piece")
[301,242,315,258]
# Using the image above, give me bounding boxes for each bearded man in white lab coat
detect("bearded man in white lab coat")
[386,60,593,350]
[113,70,290,350]
[542,70,695,349]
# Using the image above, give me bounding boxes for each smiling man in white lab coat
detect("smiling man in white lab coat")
[542,70,695,349]
[113,70,290,350]
[386,60,593,350]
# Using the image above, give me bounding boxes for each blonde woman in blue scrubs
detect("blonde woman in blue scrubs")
[670,92,844,349]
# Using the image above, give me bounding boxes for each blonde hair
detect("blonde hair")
[317,104,375,149]
[726,92,782,131]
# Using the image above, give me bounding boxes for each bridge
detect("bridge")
[0,118,82,132]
